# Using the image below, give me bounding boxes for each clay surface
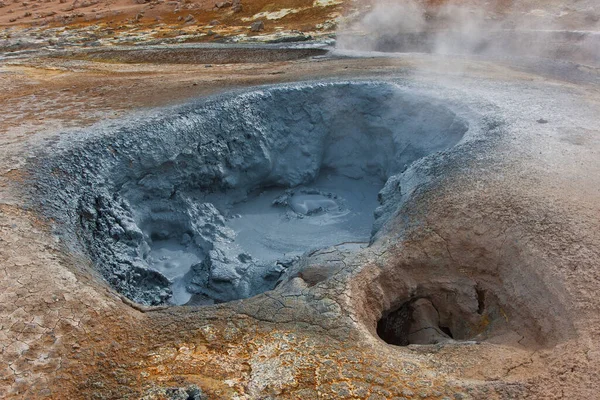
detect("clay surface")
[1,32,600,400]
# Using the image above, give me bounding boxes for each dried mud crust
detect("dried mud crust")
[0,206,537,400]
[1,51,600,399]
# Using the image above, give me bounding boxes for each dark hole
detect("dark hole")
[376,301,412,346]
[476,287,486,315]
[377,298,461,346]
[439,326,453,338]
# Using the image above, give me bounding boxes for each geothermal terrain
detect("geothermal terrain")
[1,0,600,399]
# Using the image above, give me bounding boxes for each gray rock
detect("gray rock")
[407,299,453,345]
[250,20,264,32]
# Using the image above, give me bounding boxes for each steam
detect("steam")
[359,0,426,38]
[336,0,600,65]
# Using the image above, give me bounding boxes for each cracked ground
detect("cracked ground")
[1,37,600,400]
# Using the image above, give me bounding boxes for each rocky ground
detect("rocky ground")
[1,1,600,400]
[0,0,598,50]
[0,0,345,49]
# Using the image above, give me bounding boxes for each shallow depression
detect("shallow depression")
[36,82,469,306]
[138,172,383,305]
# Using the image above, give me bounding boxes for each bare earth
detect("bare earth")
[0,47,599,398]
[1,1,600,399]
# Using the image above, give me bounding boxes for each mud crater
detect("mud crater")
[377,288,494,346]
[32,82,468,306]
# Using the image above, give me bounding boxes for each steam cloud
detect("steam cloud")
[336,0,600,65]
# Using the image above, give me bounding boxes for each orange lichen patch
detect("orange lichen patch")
[0,0,595,36]
[0,203,24,215]
[0,0,345,37]
[1,169,29,184]
[118,322,453,399]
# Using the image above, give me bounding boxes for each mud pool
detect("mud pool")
[30,81,469,306]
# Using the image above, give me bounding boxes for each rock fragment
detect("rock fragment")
[215,1,232,8]
[250,20,264,32]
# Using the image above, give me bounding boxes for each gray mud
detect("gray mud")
[29,82,468,306]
